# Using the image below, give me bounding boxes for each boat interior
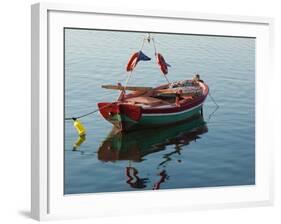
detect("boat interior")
[122,81,205,108]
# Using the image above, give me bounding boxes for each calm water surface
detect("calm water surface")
[64,29,255,194]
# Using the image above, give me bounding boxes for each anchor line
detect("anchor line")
[208,91,219,108]
[206,91,219,123]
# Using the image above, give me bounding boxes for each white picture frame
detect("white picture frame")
[31,2,274,221]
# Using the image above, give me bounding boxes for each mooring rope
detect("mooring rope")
[205,91,219,123]
[65,109,99,121]
[65,104,110,121]
[152,37,157,55]
[208,91,219,108]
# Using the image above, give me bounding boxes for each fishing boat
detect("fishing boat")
[98,34,209,132]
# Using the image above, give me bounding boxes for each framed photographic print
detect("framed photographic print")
[31,2,274,221]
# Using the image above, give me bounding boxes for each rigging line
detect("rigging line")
[163,74,170,84]
[140,37,146,51]
[124,71,133,89]
[152,38,157,55]
[153,39,168,50]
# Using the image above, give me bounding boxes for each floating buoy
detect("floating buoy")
[73,118,86,136]
[126,52,139,72]
[126,51,151,72]
[156,53,170,75]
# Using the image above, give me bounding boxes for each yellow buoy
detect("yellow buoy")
[73,118,86,136]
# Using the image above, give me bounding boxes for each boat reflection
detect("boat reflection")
[125,166,149,189]
[98,114,208,190]
[72,134,86,151]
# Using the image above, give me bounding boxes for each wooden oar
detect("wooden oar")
[102,85,153,91]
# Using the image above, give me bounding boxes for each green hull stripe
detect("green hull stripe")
[140,106,201,125]
[108,106,201,127]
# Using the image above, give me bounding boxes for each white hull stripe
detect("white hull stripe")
[142,103,203,117]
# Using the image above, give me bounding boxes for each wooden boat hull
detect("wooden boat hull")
[98,102,204,131]
[98,81,209,131]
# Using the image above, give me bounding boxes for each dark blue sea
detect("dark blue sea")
[64,29,255,194]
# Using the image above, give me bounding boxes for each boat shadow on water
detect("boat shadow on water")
[96,113,208,190]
